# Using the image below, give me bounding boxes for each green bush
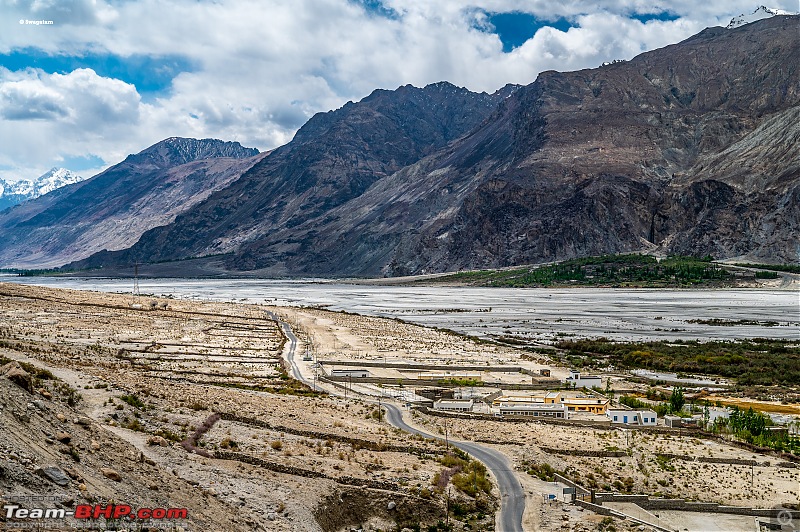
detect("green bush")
[120,394,146,409]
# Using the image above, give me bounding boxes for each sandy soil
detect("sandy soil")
[0,283,456,531]
[2,282,796,532]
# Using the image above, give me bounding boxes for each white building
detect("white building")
[331,368,371,378]
[608,409,657,426]
[494,402,569,419]
[433,399,474,412]
[564,369,602,390]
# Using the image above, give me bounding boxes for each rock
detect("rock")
[78,483,87,491]
[387,501,396,510]
[31,400,46,410]
[76,416,92,426]
[90,440,100,451]
[149,484,159,491]
[100,467,122,481]
[36,466,71,486]
[1,362,33,392]
[55,432,71,444]
[56,413,66,422]
[38,388,52,399]
[64,468,83,481]
[147,435,169,447]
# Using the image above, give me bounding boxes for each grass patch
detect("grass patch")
[555,338,800,386]
[119,394,147,409]
[432,254,735,288]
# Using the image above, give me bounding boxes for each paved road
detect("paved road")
[270,311,526,532]
[383,403,525,532]
[267,311,305,383]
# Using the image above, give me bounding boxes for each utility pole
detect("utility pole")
[444,416,449,450]
[133,260,140,299]
[445,486,451,527]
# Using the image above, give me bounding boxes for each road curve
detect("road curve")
[268,311,306,383]
[383,403,525,532]
[270,311,525,532]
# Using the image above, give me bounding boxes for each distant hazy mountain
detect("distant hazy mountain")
[0,138,263,269]
[0,168,85,212]
[13,16,800,275]
[726,5,797,28]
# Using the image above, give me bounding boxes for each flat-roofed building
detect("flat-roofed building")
[494,402,569,419]
[608,409,657,426]
[564,369,602,389]
[330,368,371,378]
[491,391,561,408]
[433,399,474,412]
[560,396,609,414]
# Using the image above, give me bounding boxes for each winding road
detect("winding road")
[269,311,526,532]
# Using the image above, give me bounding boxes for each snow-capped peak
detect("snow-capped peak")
[0,168,86,210]
[30,167,85,196]
[727,6,798,29]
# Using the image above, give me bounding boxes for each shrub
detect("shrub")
[120,394,146,409]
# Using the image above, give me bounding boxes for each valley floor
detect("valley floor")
[0,283,796,532]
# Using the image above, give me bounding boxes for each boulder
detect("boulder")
[100,467,122,482]
[1,362,32,392]
[36,466,70,486]
[147,435,169,447]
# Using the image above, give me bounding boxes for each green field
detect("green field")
[555,338,800,386]
[432,254,737,287]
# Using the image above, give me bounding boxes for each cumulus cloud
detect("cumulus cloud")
[0,68,144,179]
[0,0,796,181]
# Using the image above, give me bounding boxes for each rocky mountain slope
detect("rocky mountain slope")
[0,139,263,269]
[69,82,517,273]
[24,16,800,274]
[0,168,85,212]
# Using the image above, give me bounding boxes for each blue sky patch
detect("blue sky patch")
[630,11,680,23]
[60,154,105,171]
[351,0,400,20]
[479,12,575,52]
[0,49,195,99]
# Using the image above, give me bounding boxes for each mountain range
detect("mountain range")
[0,15,797,275]
[0,168,85,212]
[0,139,262,269]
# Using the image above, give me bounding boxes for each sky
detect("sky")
[0,0,796,182]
